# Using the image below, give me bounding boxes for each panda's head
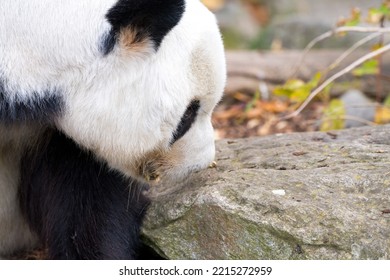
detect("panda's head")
[56,0,226,184]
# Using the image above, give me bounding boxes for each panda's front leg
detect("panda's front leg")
[19,130,150,260]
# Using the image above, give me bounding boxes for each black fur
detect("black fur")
[102,0,185,54]
[0,81,63,124]
[100,30,118,56]
[171,99,200,145]
[19,130,150,260]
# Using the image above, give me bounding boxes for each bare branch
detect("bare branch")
[323,115,378,126]
[290,31,333,77]
[334,26,390,33]
[283,42,390,120]
[290,26,390,77]
[327,32,382,72]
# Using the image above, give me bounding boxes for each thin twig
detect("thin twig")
[343,115,377,126]
[282,42,390,120]
[327,32,382,72]
[290,31,333,77]
[323,115,378,126]
[334,26,390,33]
[377,16,386,103]
[290,26,390,77]
[344,103,380,109]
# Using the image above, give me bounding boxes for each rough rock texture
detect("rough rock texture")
[142,125,390,260]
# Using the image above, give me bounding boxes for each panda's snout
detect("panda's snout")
[138,160,161,183]
[143,168,161,183]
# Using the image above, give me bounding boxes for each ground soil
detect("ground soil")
[213,94,324,139]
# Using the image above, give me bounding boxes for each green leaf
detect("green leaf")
[245,90,260,112]
[273,79,305,97]
[307,72,322,88]
[320,99,346,131]
[368,4,390,23]
[289,88,310,103]
[352,59,379,77]
[375,95,390,124]
[344,18,360,26]
[273,75,321,103]
[384,94,390,107]
[379,5,390,15]
[345,7,361,26]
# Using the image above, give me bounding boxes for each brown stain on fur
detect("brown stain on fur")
[136,145,185,183]
[119,27,150,54]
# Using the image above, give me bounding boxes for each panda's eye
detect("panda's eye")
[170,100,200,145]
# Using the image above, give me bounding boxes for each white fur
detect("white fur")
[0,0,225,257]
[56,0,226,180]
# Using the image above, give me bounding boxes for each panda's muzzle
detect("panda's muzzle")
[137,156,161,183]
[135,100,202,183]
[140,162,161,182]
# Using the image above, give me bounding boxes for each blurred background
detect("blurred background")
[201,0,390,139]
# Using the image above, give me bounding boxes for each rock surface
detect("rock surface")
[340,89,376,128]
[142,125,390,259]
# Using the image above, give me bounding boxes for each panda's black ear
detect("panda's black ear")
[102,0,185,55]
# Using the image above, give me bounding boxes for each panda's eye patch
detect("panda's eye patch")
[170,100,200,145]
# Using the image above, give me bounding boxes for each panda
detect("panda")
[0,0,226,259]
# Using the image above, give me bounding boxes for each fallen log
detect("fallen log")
[225,50,390,100]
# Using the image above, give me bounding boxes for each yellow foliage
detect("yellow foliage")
[375,95,390,124]
[320,99,346,131]
[201,0,225,11]
[273,72,323,103]
[375,107,390,124]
